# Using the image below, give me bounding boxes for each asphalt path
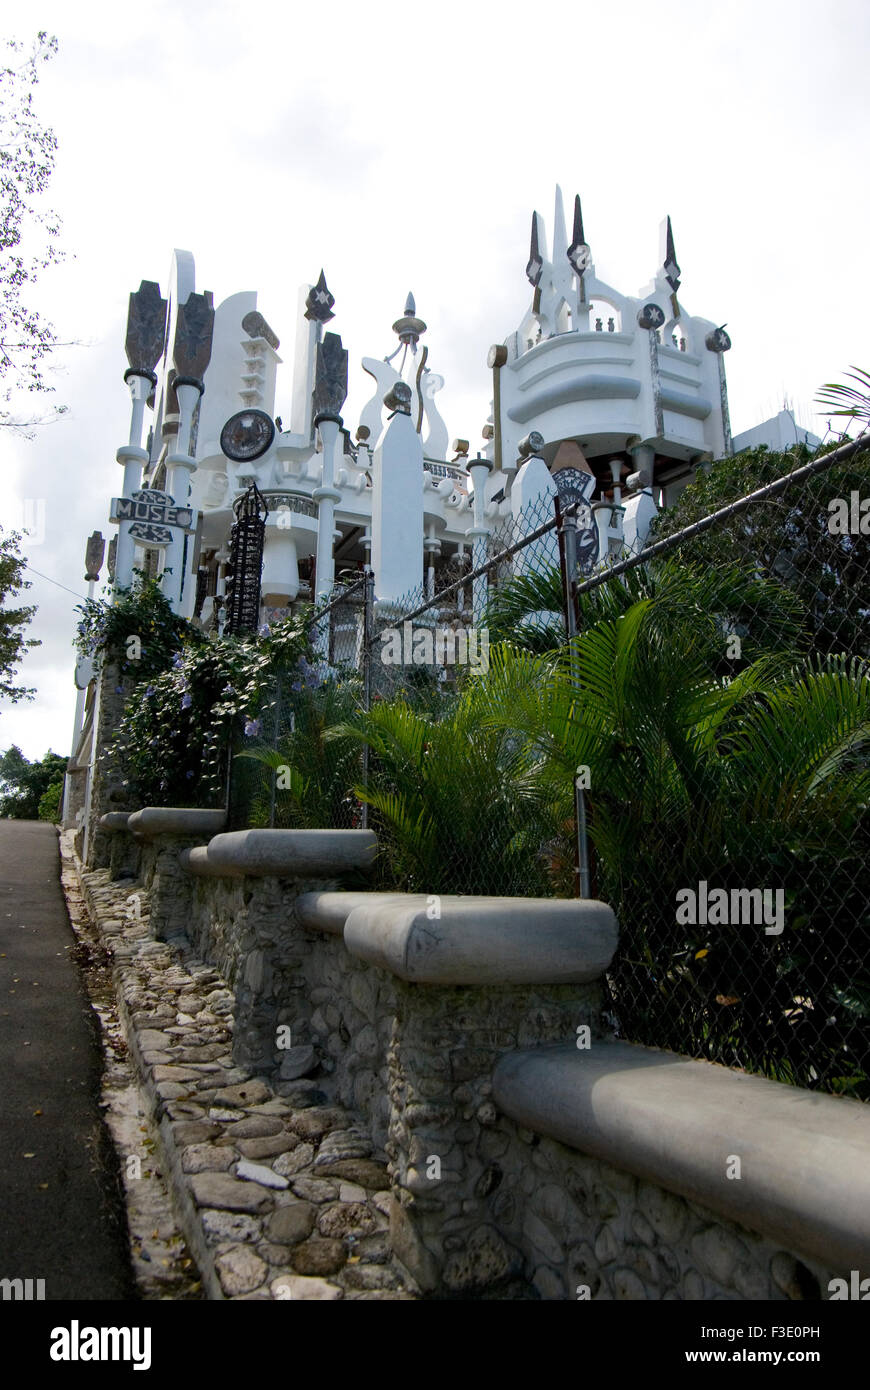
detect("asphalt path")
[0,820,134,1300]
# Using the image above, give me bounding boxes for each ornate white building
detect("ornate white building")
[105,186,742,628]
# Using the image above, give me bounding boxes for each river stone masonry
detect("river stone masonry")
[68,843,416,1300]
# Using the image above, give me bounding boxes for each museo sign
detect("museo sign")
[110,488,195,547]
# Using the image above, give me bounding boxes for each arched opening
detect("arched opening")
[589,300,622,334]
[661,318,690,352]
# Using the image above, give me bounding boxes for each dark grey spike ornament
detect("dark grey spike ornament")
[526,212,544,287]
[663,216,681,293]
[567,194,591,276]
[312,331,349,420]
[305,269,336,323]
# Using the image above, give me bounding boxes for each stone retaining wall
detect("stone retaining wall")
[99,816,864,1299]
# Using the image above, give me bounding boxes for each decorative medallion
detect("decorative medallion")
[128,521,174,546]
[553,468,599,572]
[705,325,732,353]
[220,409,276,462]
[637,302,666,331]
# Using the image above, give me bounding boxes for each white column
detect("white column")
[164,379,201,614]
[113,371,153,594]
[313,414,342,603]
[311,413,342,657]
[424,524,440,599]
[163,453,196,613]
[371,386,424,609]
[466,455,493,626]
[114,446,148,590]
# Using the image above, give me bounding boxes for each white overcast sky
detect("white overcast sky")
[1,0,868,762]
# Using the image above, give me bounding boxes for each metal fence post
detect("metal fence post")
[555,494,589,898]
[361,567,373,830]
[269,670,280,829]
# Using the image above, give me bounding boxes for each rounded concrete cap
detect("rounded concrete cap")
[204,829,378,878]
[343,895,617,984]
[296,891,430,936]
[179,846,217,876]
[126,807,227,838]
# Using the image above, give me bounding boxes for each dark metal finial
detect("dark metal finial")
[305,270,335,323]
[392,293,427,347]
[526,212,543,287]
[567,194,591,276]
[664,216,681,293]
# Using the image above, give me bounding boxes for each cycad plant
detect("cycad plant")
[327,680,558,896]
[235,677,365,829]
[477,560,870,1095]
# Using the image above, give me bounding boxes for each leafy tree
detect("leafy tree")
[477,564,870,1098]
[0,744,65,818]
[650,439,870,655]
[0,31,67,434]
[37,778,61,822]
[0,525,39,703]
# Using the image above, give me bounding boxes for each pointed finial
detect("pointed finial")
[663,216,681,293]
[567,195,591,276]
[526,211,544,287]
[305,269,336,323]
[392,293,427,347]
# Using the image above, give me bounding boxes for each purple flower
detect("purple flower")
[185,770,194,779]
[145,685,155,696]
[172,653,183,669]
[259,623,271,637]
[244,718,262,738]
[181,693,193,709]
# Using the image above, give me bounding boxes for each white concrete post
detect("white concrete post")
[370,384,424,609]
[466,454,493,627]
[113,371,153,593]
[164,379,201,614]
[313,414,342,602]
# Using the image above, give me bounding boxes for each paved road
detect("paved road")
[0,820,134,1300]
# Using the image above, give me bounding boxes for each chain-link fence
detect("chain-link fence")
[226,432,870,1098]
[587,433,870,1099]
